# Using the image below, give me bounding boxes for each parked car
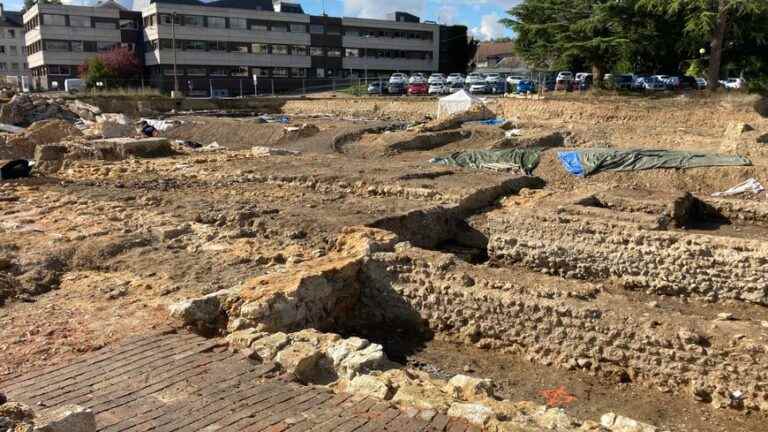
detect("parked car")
[408,82,428,95]
[428,73,446,85]
[367,81,387,94]
[695,77,708,89]
[665,76,681,89]
[516,79,536,94]
[679,76,702,90]
[555,71,573,91]
[469,82,488,94]
[409,73,427,84]
[447,82,465,93]
[389,73,408,85]
[556,71,574,81]
[721,78,745,89]
[506,75,525,86]
[614,74,634,90]
[572,73,593,90]
[487,78,506,94]
[388,82,406,95]
[465,73,486,88]
[640,76,667,91]
[446,73,465,85]
[428,83,448,95]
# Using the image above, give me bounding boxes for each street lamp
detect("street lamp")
[171,12,179,96]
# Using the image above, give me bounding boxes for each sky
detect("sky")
[5,0,516,40]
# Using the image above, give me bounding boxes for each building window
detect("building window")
[230,42,249,53]
[345,48,361,58]
[292,46,307,56]
[164,67,179,76]
[250,21,268,31]
[120,19,138,30]
[10,63,17,71]
[94,20,118,30]
[272,67,288,77]
[71,41,83,52]
[270,24,287,32]
[232,66,248,76]
[289,23,305,33]
[183,40,206,51]
[326,26,341,35]
[7,29,15,38]
[0,63,8,71]
[186,67,206,76]
[49,65,70,75]
[251,43,268,54]
[84,41,97,52]
[253,67,269,77]
[160,14,180,25]
[42,14,66,26]
[44,40,69,52]
[0,46,4,54]
[291,68,306,77]
[208,41,227,51]
[209,67,228,76]
[97,42,115,52]
[230,18,247,29]
[69,16,90,27]
[183,15,204,26]
[309,24,324,34]
[9,46,16,55]
[207,17,226,28]
[327,48,341,57]
[310,46,324,56]
[271,45,289,55]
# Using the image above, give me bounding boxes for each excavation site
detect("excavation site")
[1,93,768,432]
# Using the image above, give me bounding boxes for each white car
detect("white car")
[428,83,448,95]
[695,77,708,89]
[446,73,465,85]
[556,71,574,81]
[574,72,591,82]
[642,77,666,91]
[469,83,488,94]
[389,73,408,85]
[465,73,485,87]
[409,73,426,84]
[428,73,446,85]
[506,75,525,86]
[721,78,744,89]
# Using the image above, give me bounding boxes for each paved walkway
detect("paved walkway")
[2,329,479,432]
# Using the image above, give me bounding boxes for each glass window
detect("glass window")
[209,67,228,76]
[208,17,226,28]
[250,21,267,31]
[231,66,248,76]
[326,26,341,35]
[183,15,204,26]
[69,16,90,27]
[97,42,115,52]
[292,46,307,56]
[272,67,288,77]
[327,48,341,57]
[0,46,5,54]
[10,63,17,70]
[70,41,83,52]
[271,45,288,55]
[309,24,324,34]
[7,29,15,38]
[230,42,249,53]
[310,46,324,56]
[43,14,66,26]
[44,40,69,51]
[208,41,227,51]
[251,43,268,54]
[230,18,246,29]
[164,67,179,76]
[0,63,6,71]
[291,68,306,77]
[120,19,138,30]
[253,67,269,77]
[270,24,287,32]
[187,67,206,76]
[94,20,118,30]
[345,48,360,58]
[289,23,305,33]
[84,41,97,52]
[183,40,206,50]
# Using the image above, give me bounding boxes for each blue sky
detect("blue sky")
[5,0,515,40]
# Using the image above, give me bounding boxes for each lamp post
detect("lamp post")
[171,12,179,96]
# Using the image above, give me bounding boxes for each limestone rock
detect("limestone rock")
[225,329,267,350]
[66,100,102,121]
[391,384,453,411]
[91,137,173,159]
[600,412,656,432]
[447,402,494,426]
[249,332,289,361]
[33,404,96,432]
[328,338,387,379]
[348,375,393,400]
[274,341,327,383]
[168,289,232,325]
[445,375,495,401]
[89,113,135,138]
[252,146,301,157]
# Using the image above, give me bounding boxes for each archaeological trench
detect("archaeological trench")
[2,94,768,432]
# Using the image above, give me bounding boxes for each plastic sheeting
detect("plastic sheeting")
[437,90,485,119]
[430,148,540,174]
[557,149,752,177]
[712,178,765,197]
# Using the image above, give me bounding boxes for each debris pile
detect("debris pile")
[0,94,78,126]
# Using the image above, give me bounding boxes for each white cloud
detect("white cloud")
[469,13,506,40]
[343,0,426,19]
[437,5,458,25]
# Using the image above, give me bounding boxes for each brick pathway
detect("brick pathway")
[2,329,479,432]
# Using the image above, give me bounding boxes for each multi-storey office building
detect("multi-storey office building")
[23,0,142,90]
[0,4,29,87]
[22,0,450,94]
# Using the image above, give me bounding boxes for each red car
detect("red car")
[407,82,428,95]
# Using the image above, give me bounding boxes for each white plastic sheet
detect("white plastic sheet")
[711,178,765,197]
[437,90,485,119]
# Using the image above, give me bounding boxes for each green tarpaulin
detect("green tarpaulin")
[557,149,752,177]
[429,148,541,174]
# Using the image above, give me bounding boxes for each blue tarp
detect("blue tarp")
[465,118,506,127]
[557,151,586,176]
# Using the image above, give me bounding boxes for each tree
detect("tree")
[501,0,631,84]
[79,47,142,88]
[638,0,767,91]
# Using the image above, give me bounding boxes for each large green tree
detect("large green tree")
[638,0,768,91]
[501,0,632,82]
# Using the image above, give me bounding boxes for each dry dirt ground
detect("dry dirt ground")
[1,93,767,432]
